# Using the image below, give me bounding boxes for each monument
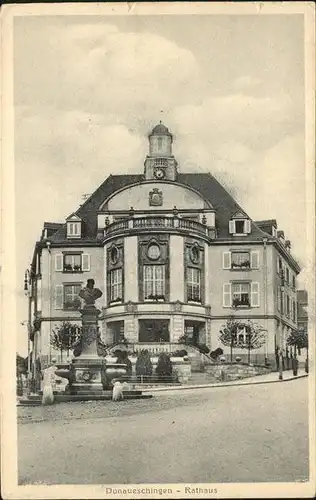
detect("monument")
[56,279,127,394]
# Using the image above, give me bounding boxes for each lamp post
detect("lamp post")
[24,269,33,394]
[278,348,283,381]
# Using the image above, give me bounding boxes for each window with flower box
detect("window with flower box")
[223,281,260,308]
[55,253,90,273]
[54,283,82,310]
[223,250,259,270]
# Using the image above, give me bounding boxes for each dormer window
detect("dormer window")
[66,214,82,239]
[229,210,251,236]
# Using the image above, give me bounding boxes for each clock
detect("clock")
[154,168,166,179]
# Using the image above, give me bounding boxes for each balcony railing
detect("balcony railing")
[104,216,216,239]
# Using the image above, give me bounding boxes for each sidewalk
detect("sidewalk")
[140,372,308,393]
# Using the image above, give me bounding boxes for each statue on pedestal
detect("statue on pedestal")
[79,279,102,306]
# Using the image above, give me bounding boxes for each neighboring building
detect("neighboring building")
[297,290,308,333]
[27,123,301,367]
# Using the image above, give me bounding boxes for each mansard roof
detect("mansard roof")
[48,172,267,242]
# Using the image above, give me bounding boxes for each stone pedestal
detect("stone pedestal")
[71,305,104,393]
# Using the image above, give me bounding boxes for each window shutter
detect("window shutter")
[55,254,63,271]
[229,220,235,234]
[251,282,260,307]
[82,253,90,271]
[223,283,231,307]
[245,219,251,234]
[55,284,63,309]
[222,252,231,269]
[251,251,260,269]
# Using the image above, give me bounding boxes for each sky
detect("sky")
[13,13,307,355]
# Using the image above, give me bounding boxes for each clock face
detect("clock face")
[147,243,161,260]
[154,168,165,179]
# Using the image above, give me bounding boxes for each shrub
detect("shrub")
[172,349,188,357]
[197,343,210,354]
[155,352,173,382]
[135,350,153,380]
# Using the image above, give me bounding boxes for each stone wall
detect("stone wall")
[204,363,271,382]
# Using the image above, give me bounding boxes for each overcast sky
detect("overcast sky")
[14,14,306,354]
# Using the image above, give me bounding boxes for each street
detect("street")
[18,378,309,484]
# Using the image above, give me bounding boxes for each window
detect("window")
[231,251,251,269]
[286,268,290,284]
[63,284,81,310]
[55,253,90,272]
[154,158,168,167]
[229,218,251,235]
[278,258,283,274]
[109,268,122,302]
[64,254,81,272]
[67,222,81,238]
[292,300,296,322]
[292,275,296,290]
[232,282,250,307]
[223,250,259,270]
[187,267,201,302]
[143,265,165,299]
[286,294,290,317]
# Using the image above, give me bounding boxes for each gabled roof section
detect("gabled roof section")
[231,209,248,220]
[66,213,82,221]
[49,174,143,241]
[177,173,267,239]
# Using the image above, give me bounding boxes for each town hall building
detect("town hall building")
[27,123,300,367]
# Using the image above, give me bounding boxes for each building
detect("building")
[27,123,301,368]
[297,290,308,333]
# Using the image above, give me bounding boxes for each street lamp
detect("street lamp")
[24,269,33,394]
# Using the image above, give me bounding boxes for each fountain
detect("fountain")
[55,279,127,394]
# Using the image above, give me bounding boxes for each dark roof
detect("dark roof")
[255,219,277,227]
[49,172,267,242]
[43,222,63,229]
[149,123,172,137]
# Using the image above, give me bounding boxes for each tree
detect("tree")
[50,322,82,361]
[238,321,267,364]
[219,318,266,364]
[155,352,173,382]
[287,328,308,373]
[219,316,239,363]
[135,350,153,381]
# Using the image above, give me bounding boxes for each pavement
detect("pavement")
[18,377,309,484]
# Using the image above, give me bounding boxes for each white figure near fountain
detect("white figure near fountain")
[112,379,124,401]
[42,358,58,405]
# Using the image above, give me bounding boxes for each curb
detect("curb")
[141,373,308,393]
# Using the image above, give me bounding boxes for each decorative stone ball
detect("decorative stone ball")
[219,356,226,363]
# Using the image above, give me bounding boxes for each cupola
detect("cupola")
[144,122,178,181]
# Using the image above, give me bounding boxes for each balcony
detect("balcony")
[104,216,216,239]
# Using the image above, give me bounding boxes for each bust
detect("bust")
[79,279,102,305]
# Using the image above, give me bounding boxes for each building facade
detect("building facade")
[27,123,301,367]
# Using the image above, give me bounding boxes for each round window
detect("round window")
[147,243,161,260]
[110,246,119,264]
[190,246,200,264]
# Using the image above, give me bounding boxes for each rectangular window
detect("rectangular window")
[286,268,290,284]
[187,267,201,302]
[143,265,165,299]
[292,275,296,290]
[278,258,283,274]
[231,251,250,269]
[286,294,290,317]
[232,282,250,307]
[235,220,245,234]
[109,268,123,302]
[292,300,296,322]
[67,222,81,238]
[64,254,82,272]
[63,284,81,310]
